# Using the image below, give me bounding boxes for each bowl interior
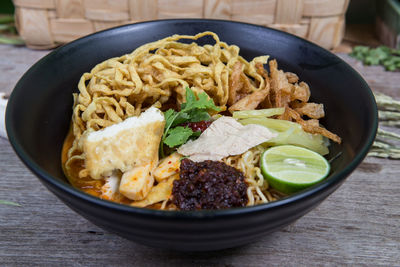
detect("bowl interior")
[6,19,377,211]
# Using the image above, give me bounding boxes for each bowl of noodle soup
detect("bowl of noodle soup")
[6,19,377,251]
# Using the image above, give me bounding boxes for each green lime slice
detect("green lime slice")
[260,145,330,194]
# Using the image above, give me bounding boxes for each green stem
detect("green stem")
[374,92,400,111]
[377,128,400,141]
[0,200,21,207]
[0,24,13,31]
[368,150,400,159]
[0,35,24,45]
[380,121,400,127]
[0,15,14,24]
[160,111,183,158]
[379,110,400,121]
[372,140,391,149]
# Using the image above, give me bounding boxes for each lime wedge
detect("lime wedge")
[260,145,330,194]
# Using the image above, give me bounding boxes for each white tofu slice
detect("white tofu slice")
[119,163,154,201]
[153,152,181,182]
[83,107,165,179]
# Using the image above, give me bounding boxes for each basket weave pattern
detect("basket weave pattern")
[13,0,349,49]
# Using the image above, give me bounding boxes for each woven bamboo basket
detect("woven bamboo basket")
[13,0,349,50]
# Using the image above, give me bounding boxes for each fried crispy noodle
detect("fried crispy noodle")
[64,32,269,182]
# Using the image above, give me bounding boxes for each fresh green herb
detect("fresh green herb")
[350,46,400,71]
[160,87,220,157]
[0,15,24,45]
[0,200,21,207]
[0,35,24,45]
[164,126,195,147]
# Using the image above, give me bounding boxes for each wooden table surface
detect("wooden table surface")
[1,44,399,266]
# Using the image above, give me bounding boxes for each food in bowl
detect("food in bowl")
[62,31,341,210]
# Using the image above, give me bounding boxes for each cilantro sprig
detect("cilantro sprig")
[160,87,220,157]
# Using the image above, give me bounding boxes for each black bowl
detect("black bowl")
[6,19,377,251]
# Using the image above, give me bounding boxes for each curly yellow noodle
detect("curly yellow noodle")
[222,146,273,205]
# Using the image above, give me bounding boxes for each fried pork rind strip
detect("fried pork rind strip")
[287,108,342,144]
[228,88,269,113]
[292,102,325,119]
[228,58,341,144]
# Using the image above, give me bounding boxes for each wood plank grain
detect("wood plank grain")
[338,54,400,98]
[0,45,49,95]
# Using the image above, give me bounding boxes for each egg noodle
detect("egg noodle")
[63,31,336,209]
[223,145,284,205]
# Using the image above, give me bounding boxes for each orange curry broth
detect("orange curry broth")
[61,126,131,205]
